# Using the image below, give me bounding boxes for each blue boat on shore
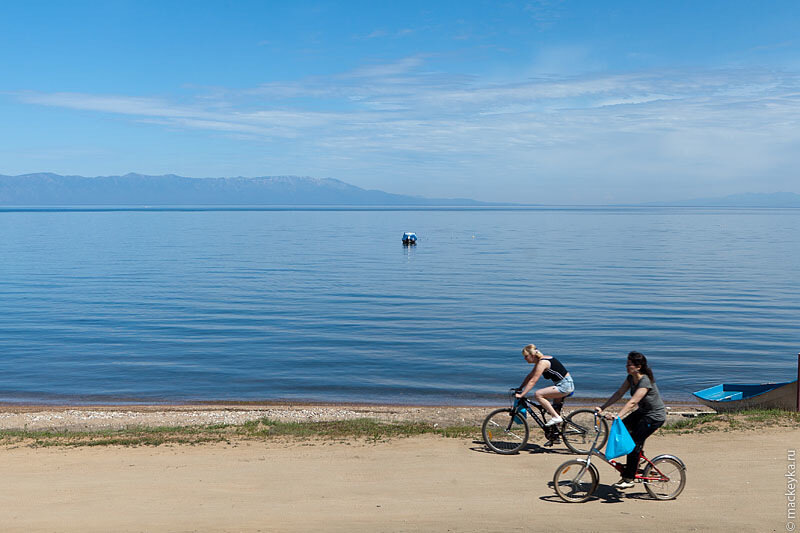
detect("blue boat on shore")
[693,380,798,412]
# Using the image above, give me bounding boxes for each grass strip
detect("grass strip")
[663,408,800,434]
[237,417,475,440]
[0,418,478,448]
[1,409,797,447]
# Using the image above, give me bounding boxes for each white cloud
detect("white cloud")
[18,92,191,118]
[13,65,800,202]
[356,28,417,40]
[523,1,566,30]
[346,56,426,78]
[362,30,388,39]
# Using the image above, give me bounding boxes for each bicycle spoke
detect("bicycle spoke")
[553,460,598,503]
[562,424,585,436]
[486,423,525,442]
[482,408,529,454]
[561,409,608,454]
[644,457,686,500]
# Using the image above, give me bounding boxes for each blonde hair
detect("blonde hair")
[522,344,541,358]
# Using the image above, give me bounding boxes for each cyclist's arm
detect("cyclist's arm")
[595,380,629,413]
[617,386,648,419]
[517,360,550,397]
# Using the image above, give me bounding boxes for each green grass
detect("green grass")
[0,424,229,447]
[0,418,479,448]
[3,409,796,448]
[663,408,800,434]
[237,418,475,440]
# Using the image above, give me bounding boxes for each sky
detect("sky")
[1,1,799,204]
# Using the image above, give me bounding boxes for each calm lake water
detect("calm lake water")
[0,206,798,405]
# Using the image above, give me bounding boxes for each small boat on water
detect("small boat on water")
[693,380,798,412]
[402,232,417,245]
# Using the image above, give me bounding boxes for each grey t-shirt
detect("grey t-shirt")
[628,375,666,422]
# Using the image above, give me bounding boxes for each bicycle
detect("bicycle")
[552,412,686,502]
[482,389,609,455]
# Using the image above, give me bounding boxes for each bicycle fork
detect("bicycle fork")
[569,458,594,486]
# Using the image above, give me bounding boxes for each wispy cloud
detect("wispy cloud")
[356,28,416,40]
[523,0,566,30]
[361,30,388,39]
[14,62,800,202]
[750,41,794,53]
[347,56,427,78]
[18,92,190,117]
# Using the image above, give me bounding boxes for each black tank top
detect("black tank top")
[542,356,569,383]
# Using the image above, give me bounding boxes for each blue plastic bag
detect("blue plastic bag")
[513,399,526,424]
[605,417,636,459]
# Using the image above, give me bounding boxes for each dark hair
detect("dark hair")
[628,351,654,382]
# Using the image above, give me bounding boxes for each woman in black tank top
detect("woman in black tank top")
[516,344,575,426]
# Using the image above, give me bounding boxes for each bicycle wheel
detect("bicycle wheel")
[482,408,529,454]
[561,409,609,454]
[553,460,599,503]
[643,456,686,500]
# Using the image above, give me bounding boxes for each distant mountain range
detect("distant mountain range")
[0,173,487,206]
[1,173,798,207]
[644,192,800,208]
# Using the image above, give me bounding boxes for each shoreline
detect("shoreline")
[0,401,714,432]
[0,396,706,409]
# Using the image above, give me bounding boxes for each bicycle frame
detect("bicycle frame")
[568,414,676,484]
[512,396,564,437]
[513,395,590,436]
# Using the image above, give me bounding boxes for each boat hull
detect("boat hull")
[693,381,798,412]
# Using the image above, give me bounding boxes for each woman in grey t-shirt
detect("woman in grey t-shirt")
[596,351,666,490]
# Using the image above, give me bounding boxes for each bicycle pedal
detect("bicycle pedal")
[543,439,558,447]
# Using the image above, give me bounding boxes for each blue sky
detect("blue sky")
[1,1,799,203]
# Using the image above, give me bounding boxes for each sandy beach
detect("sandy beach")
[0,404,796,532]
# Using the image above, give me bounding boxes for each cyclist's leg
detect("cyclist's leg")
[621,412,663,480]
[552,388,574,414]
[533,386,568,419]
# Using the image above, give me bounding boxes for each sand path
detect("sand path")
[0,428,796,532]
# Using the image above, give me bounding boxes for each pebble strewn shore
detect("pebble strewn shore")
[0,405,487,431]
[0,403,713,431]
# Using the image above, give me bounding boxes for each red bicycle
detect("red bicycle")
[552,413,686,502]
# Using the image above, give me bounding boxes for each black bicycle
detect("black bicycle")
[482,389,609,455]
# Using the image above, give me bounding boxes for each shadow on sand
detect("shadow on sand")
[469,440,575,455]
[541,481,658,504]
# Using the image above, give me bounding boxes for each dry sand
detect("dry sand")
[0,405,795,532]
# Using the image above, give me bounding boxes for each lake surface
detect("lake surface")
[0,206,798,405]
